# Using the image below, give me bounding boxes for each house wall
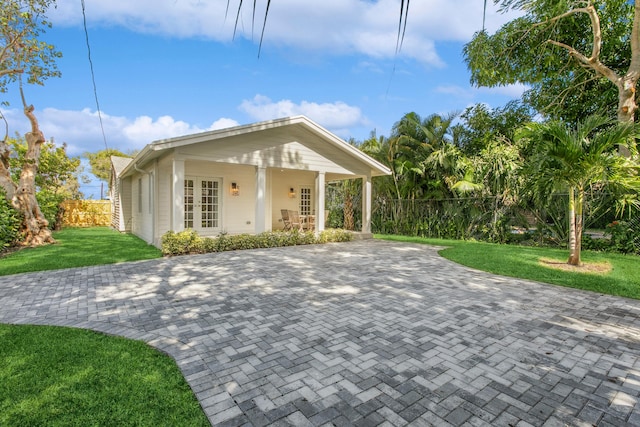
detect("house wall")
[270,169,317,230]
[110,170,120,230]
[119,176,132,232]
[183,160,257,236]
[156,155,173,239]
[130,168,154,244]
[179,140,359,175]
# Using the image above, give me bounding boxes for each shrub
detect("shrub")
[36,190,66,230]
[0,194,23,250]
[160,229,354,256]
[161,229,204,256]
[605,220,640,254]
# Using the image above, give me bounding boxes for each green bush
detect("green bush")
[36,190,66,230]
[0,194,23,250]
[161,229,204,256]
[161,229,354,256]
[605,220,640,254]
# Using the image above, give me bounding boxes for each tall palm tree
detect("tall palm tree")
[520,115,640,265]
[392,112,479,199]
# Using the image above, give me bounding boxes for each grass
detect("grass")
[0,324,209,427]
[0,227,162,276]
[376,234,640,300]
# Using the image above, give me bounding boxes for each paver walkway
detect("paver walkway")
[1,240,640,426]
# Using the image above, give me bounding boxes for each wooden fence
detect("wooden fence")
[61,200,112,227]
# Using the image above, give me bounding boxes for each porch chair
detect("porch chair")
[281,209,292,230]
[304,214,316,231]
[288,210,304,231]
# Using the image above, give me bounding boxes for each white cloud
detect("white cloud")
[2,107,239,156]
[51,0,519,66]
[239,95,368,135]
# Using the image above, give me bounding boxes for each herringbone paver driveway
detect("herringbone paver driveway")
[2,240,640,426]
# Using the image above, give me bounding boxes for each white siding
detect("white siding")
[179,140,363,176]
[156,156,173,238]
[120,177,132,232]
[130,170,154,244]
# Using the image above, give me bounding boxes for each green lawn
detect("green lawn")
[377,234,640,300]
[0,324,209,427]
[0,227,161,276]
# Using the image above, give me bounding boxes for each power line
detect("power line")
[81,0,108,150]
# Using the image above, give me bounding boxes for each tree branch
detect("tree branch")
[629,0,640,80]
[0,68,24,78]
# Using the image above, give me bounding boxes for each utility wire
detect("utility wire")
[81,0,109,150]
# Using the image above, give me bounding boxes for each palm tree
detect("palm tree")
[520,115,640,265]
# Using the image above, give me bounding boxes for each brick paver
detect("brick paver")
[1,240,640,426]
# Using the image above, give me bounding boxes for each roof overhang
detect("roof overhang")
[119,116,391,178]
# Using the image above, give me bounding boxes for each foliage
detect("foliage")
[464,0,637,122]
[35,189,65,230]
[85,148,132,186]
[161,229,353,256]
[8,138,83,230]
[519,114,640,264]
[0,190,22,249]
[0,227,161,276]
[9,138,83,198]
[604,219,640,254]
[1,0,62,246]
[0,0,61,95]
[457,101,534,155]
[0,324,209,426]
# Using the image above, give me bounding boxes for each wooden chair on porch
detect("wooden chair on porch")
[288,210,304,231]
[304,214,316,231]
[281,209,292,230]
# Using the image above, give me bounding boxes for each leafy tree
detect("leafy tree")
[10,138,83,199]
[85,148,132,188]
[391,112,478,199]
[0,0,61,246]
[9,137,83,229]
[457,101,533,155]
[519,115,640,266]
[465,0,640,123]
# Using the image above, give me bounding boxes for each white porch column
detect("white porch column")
[172,159,185,231]
[315,172,326,232]
[362,174,372,234]
[255,166,267,233]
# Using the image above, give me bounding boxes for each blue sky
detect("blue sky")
[3,0,525,198]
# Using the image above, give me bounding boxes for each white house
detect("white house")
[110,115,391,247]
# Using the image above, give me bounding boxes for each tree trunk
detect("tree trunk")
[567,188,584,266]
[567,187,580,265]
[2,105,55,247]
[617,76,638,123]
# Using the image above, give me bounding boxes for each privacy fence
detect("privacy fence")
[61,200,112,227]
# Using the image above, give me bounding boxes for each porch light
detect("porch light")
[230,182,240,196]
[288,187,296,198]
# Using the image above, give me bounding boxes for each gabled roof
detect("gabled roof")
[110,156,133,178]
[119,116,391,178]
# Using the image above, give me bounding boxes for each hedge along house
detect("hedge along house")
[110,116,391,248]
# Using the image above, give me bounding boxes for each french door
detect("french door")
[184,177,221,232]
